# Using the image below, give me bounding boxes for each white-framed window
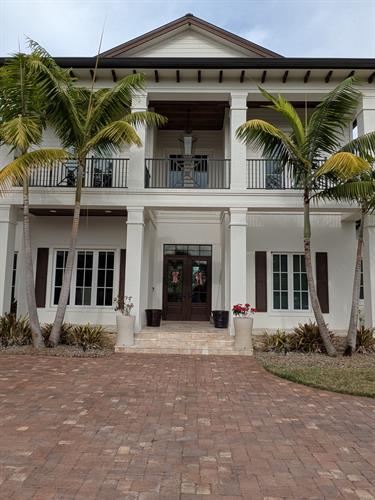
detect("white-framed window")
[272,253,309,311]
[52,249,116,307]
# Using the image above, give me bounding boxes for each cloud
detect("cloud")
[242,27,270,46]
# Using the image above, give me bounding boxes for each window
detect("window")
[164,244,212,257]
[265,160,283,189]
[10,253,18,313]
[360,259,364,301]
[75,251,93,305]
[53,249,115,307]
[53,250,69,305]
[168,154,208,188]
[352,119,358,140]
[293,254,309,310]
[272,253,309,311]
[273,254,289,310]
[96,251,114,306]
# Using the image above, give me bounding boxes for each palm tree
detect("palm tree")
[315,171,375,355]
[29,48,166,346]
[0,52,70,349]
[236,78,374,357]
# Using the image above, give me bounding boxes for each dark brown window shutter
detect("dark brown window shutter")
[255,251,267,312]
[316,252,329,313]
[119,249,126,298]
[35,248,49,308]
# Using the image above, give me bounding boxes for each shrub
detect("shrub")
[42,322,73,345]
[0,313,32,347]
[262,329,291,353]
[291,321,332,353]
[356,326,375,353]
[68,324,107,351]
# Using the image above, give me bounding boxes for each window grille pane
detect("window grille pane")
[96,251,115,307]
[293,254,308,310]
[75,251,93,306]
[53,251,69,305]
[273,253,288,310]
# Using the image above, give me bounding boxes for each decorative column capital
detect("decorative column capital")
[229,208,248,227]
[230,92,248,110]
[131,93,148,111]
[126,206,144,225]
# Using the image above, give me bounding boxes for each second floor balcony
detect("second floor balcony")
[145,157,231,189]
[28,158,129,188]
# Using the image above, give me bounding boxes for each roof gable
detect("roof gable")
[100,14,281,58]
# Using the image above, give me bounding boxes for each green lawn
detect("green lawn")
[257,353,375,398]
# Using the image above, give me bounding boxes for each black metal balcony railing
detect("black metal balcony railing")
[28,158,128,188]
[145,158,230,189]
[247,159,330,190]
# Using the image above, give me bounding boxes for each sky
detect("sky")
[0,0,374,58]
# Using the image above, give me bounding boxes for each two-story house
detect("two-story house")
[1,14,375,337]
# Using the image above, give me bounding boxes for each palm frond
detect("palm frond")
[0,148,70,193]
[340,131,375,160]
[306,77,361,157]
[316,152,371,179]
[123,111,167,129]
[0,116,42,151]
[85,120,142,156]
[89,74,146,132]
[313,180,375,208]
[236,119,301,165]
[259,87,305,146]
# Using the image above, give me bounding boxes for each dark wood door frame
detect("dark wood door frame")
[162,255,212,321]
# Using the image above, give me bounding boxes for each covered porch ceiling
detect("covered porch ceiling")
[149,100,227,130]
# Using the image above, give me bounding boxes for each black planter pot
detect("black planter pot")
[145,309,162,327]
[212,310,229,329]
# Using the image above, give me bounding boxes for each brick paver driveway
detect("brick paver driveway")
[0,354,375,499]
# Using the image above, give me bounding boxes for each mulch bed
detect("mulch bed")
[0,345,114,357]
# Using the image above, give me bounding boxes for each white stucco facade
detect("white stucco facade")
[1,14,375,334]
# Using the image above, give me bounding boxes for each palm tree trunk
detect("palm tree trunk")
[23,177,44,349]
[304,193,337,356]
[344,211,365,356]
[49,159,84,346]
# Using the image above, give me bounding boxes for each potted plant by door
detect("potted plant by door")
[145,308,162,327]
[212,310,229,329]
[232,303,256,351]
[115,295,135,347]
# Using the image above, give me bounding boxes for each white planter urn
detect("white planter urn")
[116,313,135,347]
[233,317,253,351]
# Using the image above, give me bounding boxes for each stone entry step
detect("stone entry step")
[115,321,253,356]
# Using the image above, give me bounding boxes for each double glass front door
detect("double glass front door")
[163,249,211,321]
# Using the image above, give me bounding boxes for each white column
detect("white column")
[127,94,148,189]
[230,92,248,190]
[125,207,145,332]
[229,208,248,335]
[363,214,375,328]
[357,95,375,135]
[0,206,17,314]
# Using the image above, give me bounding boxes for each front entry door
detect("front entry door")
[163,255,211,321]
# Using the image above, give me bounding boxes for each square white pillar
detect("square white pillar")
[125,207,145,332]
[357,95,375,135]
[0,206,17,314]
[127,94,148,190]
[363,215,375,328]
[230,93,248,190]
[229,208,248,335]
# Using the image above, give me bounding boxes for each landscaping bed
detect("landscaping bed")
[0,344,114,357]
[256,352,375,398]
